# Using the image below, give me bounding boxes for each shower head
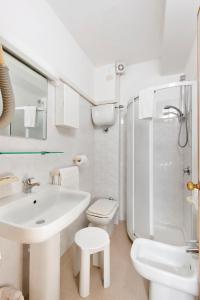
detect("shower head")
[163,105,184,117]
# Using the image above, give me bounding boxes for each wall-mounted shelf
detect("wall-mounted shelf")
[0,151,64,155]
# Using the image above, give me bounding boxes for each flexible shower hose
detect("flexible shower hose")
[178,87,189,148]
[0,45,15,128]
[178,113,188,148]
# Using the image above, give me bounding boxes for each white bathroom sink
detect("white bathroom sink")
[0,185,91,243]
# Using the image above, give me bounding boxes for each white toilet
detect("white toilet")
[131,238,198,300]
[86,198,119,235]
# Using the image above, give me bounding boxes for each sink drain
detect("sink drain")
[36,219,45,225]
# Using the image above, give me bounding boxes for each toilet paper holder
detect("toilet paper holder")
[73,154,88,166]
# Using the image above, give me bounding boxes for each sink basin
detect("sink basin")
[0,185,91,243]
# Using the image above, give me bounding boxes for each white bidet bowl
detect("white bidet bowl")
[131,238,198,300]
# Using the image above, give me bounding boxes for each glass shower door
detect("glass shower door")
[153,85,193,245]
[127,100,151,239]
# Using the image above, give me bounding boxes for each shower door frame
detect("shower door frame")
[197,6,200,298]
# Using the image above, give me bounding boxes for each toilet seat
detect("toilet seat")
[87,199,118,218]
[86,199,118,225]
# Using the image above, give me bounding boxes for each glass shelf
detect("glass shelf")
[0,151,64,155]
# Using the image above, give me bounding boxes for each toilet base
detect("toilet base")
[89,222,114,236]
[150,282,195,300]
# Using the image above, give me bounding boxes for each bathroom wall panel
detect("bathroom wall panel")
[94,64,116,104]
[94,115,119,204]
[184,38,197,81]
[0,83,95,288]
[120,59,181,107]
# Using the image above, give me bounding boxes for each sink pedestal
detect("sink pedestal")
[29,234,60,300]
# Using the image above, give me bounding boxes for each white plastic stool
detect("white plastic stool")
[74,227,110,298]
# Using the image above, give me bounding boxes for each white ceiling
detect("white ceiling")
[47,0,166,66]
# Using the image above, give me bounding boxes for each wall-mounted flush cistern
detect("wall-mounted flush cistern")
[91,104,116,132]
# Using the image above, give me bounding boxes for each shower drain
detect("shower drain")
[35,219,45,225]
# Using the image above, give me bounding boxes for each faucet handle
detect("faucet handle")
[24,176,34,181]
[28,177,34,182]
[23,177,34,184]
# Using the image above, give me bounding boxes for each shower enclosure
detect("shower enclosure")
[127,81,197,245]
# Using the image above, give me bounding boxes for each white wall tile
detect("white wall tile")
[94,116,119,202]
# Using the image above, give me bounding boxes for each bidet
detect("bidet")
[131,238,198,300]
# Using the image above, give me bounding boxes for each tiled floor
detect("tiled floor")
[60,222,148,300]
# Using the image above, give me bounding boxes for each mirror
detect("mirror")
[0,52,48,139]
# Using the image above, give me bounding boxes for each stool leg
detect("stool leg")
[73,244,80,277]
[80,250,90,297]
[103,244,110,288]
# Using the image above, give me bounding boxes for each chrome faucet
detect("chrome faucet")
[23,177,40,193]
[185,240,199,254]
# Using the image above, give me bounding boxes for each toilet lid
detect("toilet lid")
[87,199,118,217]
